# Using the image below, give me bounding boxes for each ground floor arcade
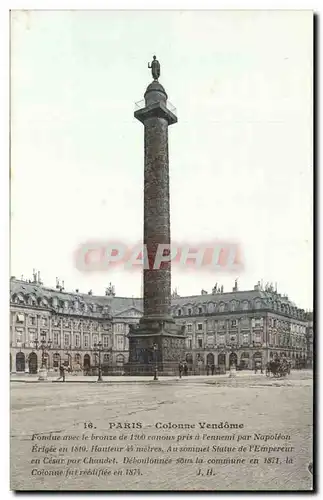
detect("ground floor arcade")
[10,348,128,374]
[184,348,308,373]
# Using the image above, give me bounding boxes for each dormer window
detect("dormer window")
[28,295,37,306]
[198,307,203,314]
[178,309,182,316]
[188,308,192,316]
[17,294,24,304]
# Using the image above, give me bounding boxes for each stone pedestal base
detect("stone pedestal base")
[126,318,186,376]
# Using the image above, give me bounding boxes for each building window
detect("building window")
[16,314,24,323]
[187,324,192,333]
[178,309,182,316]
[93,335,98,346]
[242,301,249,311]
[218,335,225,345]
[198,307,203,314]
[255,318,263,327]
[64,334,70,346]
[103,353,110,363]
[231,320,237,328]
[117,336,124,350]
[240,318,249,329]
[29,316,36,326]
[197,338,203,348]
[207,336,214,346]
[255,333,262,342]
[243,333,249,345]
[29,331,36,344]
[197,323,203,331]
[186,337,192,349]
[188,308,192,316]
[102,336,109,348]
[53,332,59,345]
[84,335,89,348]
[75,334,80,347]
[42,318,48,327]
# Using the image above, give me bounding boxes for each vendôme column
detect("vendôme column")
[127,56,185,375]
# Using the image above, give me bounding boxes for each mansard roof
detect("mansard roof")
[10,278,306,318]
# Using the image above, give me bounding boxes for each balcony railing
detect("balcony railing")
[134,99,177,116]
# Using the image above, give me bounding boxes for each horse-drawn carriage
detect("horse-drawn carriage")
[266,358,291,378]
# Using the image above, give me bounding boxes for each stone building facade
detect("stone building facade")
[10,277,310,374]
[305,312,313,368]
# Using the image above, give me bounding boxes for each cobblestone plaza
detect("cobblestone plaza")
[10,371,313,491]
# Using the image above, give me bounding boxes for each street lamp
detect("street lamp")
[93,341,103,382]
[64,345,72,372]
[152,343,158,381]
[33,334,52,380]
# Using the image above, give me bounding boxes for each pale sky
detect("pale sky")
[10,10,313,309]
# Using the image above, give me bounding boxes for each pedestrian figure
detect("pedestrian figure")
[57,365,65,382]
[206,364,210,376]
[211,364,215,375]
[184,362,188,376]
[179,362,183,379]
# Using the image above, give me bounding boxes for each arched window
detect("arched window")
[116,354,125,366]
[255,299,262,310]
[16,352,25,372]
[74,353,81,364]
[53,353,61,368]
[219,303,225,313]
[230,301,236,311]
[242,301,249,311]
[207,303,215,313]
[178,309,182,316]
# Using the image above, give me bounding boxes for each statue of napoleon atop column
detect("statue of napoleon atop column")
[148,55,160,80]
